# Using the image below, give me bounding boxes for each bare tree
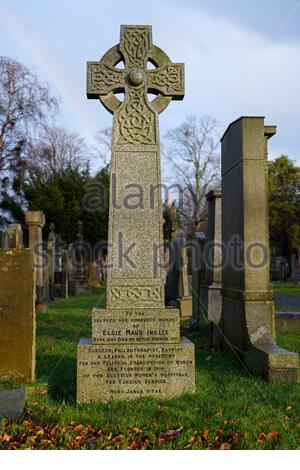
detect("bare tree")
[164,115,221,237]
[94,127,112,165]
[26,124,90,177]
[0,56,58,179]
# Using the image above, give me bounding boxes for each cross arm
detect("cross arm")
[87,62,125,98]
[147,63,184,100]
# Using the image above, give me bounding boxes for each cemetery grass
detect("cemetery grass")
[1,289,300,450]
[273,281,300,297]
[273,281,300,312]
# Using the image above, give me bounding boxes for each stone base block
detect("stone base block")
[75,279,91,295]
[275,312,300,333]
[0,388,26,420]
[177,296,192,318]
[77,337,195,403]
[243,339,299,382]
[92,307,180,344]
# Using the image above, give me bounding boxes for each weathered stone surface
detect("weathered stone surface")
[177,244,192,318]
[47,223,56,300]
[178,296,192,318]
[77,337,194,402]
[77,25,194,402]
[221,116,299,381]
[200,190,222,347]
[87,261,101,288]
[61,250,69,298]
[7,224,23,249]
[74,220,90,295]
[0,249,36,381]
[0,388,26,419]
[165,235,181,306]
[291,251,300,283]
[275,312,300,333]
[25,211,46,309]
[92,307,179,344]
[191,231,206,327]
[89,26,184,310]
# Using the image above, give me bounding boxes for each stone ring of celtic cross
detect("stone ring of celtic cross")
[98,44,172,114]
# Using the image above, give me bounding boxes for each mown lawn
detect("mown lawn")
[0,288,299,450]
[273,281,300,297]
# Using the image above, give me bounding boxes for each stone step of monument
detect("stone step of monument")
[77,337,195,403]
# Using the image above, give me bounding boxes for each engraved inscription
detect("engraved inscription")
[77,342,195,401]
[92,308,179,344]
[109,285,162,302]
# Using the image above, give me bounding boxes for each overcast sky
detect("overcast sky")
[1,0,300,166]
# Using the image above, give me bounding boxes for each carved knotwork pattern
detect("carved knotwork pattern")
[117,89,155,144]
[122,29,150,67]
[88,63,124,94]
[110,286,162,301]
[148,64,183,94]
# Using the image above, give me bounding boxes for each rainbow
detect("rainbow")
[0,0,99,142]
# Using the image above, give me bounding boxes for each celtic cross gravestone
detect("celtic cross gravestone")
[77,25,195,402]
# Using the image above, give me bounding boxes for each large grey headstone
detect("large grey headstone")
[221,116,299,382]
[77,25,195,402]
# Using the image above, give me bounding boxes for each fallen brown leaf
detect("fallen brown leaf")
[50,426,58,436]
[22,420,33,427]
[267,431,279,442]
[129,427,142,434]
[220,442,231,450]
[73,424,84,434]
[128,440,140,450]
[112,434,124,443]
[214,428,224,444]
[35,426,45,438]
[41,439,52,448]
[84,424,96,435]
[159,426,183,441]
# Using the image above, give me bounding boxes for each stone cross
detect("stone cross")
[87,25,184,309]
[77,25,194,403]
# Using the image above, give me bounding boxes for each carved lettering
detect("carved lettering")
[109,286,162,302]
